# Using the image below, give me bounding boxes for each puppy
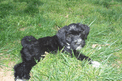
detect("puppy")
[14,23,100,81]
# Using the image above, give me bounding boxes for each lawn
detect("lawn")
[0,0,122,81]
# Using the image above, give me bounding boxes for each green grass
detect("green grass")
[0,0,122,81]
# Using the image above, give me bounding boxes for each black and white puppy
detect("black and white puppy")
[14,23,100,81]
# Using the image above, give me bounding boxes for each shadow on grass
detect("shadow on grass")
[13,0,44,14]
[0,0,43,18]
[0,2,14,18]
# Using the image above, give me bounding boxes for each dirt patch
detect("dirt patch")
[0,61,33,81]
[0,68,14,81]
[0,62,15,81]
[19,27,26,31]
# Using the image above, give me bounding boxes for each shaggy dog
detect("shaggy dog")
[14,23,100,81]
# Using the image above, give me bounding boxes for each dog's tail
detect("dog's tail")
[21,36,37,47]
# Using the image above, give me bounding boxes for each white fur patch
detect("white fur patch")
[70,25,76,30]
[16,78,27,81]
[77,39,82,44]
[16,79,25,81]
[75,39,82,50]
[91,61,101,68]
[76,46,82,50]
[66,43,70,49]
[67,46,70,49]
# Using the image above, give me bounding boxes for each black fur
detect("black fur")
[14,23,92,81]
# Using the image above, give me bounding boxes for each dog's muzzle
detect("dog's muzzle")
[75,39,83,50]
[67,39,84,50]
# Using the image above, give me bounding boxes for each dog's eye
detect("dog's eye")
[72,32,79,35]
[74,41,78,45]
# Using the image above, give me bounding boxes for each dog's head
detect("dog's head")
[56,23,90,50]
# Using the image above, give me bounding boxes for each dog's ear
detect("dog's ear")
[78,24,90,39]
[83,25,90,39]
[56,26,68,46]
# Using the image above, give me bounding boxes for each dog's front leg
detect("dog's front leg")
[74,50,91,62]
[74,50,101,68]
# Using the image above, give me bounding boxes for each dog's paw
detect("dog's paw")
[91,61,101,68]
[16,79,27,81]
[15,78,27,81]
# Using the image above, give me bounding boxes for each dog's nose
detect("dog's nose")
[76,46,82,50]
